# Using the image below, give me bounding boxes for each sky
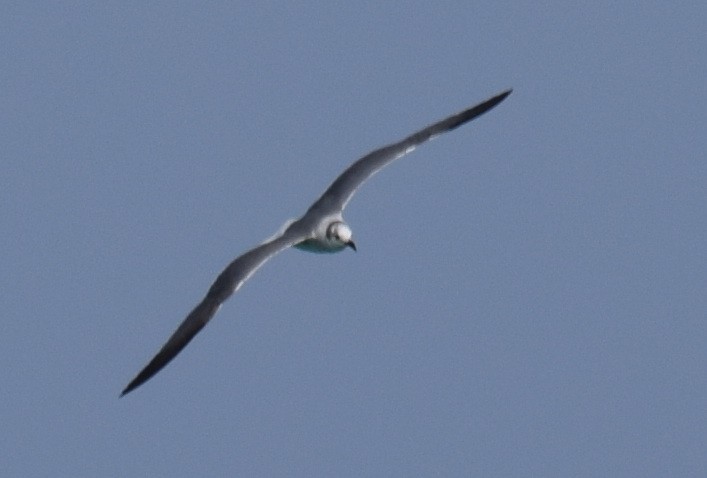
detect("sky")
[1,2,705,476]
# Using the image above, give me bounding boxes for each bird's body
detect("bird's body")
[293,220,354,253]
[121,89,511,396]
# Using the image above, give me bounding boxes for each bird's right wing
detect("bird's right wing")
[306,89,511,216]
[121,227,306,396]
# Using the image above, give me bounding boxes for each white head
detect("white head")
[327,221,356,251]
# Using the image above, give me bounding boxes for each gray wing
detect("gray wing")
[121,228,305,396]
[306,89,512,216]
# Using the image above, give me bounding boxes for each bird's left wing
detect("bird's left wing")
[306,89,511,217]
[121,228,305,396]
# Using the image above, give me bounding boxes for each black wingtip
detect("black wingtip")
[119,296,221,398]
[120,374,144,397]
[119,349,172,397]
[120,381,136,397]
[476,88,513,115]
[443,88,512,133]
[120,346,180,397]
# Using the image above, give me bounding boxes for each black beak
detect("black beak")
[347,240,357,252]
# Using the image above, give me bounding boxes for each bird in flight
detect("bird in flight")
[121,89,511,396]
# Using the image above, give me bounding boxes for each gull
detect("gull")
[121,89,511,396]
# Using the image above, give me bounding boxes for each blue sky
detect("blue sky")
[2,2,705,476]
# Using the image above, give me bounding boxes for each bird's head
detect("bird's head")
[327,221,356,251]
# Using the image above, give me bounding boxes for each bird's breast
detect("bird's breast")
[294,238,347,254]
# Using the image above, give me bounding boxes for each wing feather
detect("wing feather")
[307,89,511,215]
[121,230,303,396]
